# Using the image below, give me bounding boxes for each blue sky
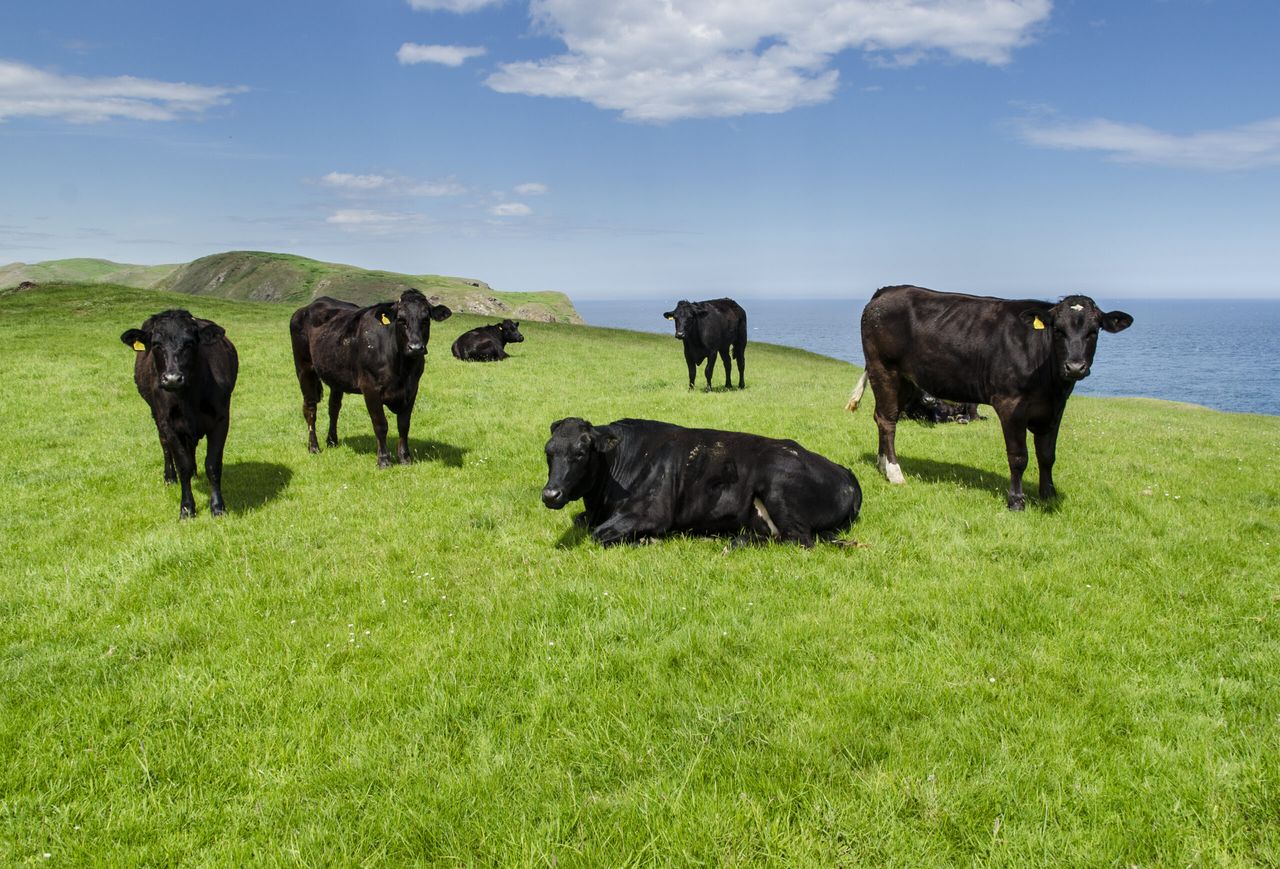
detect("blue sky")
[2,0,1278,299]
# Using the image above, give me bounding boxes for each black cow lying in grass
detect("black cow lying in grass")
[848,285,1132,509]
[663,298,747,390]
[120,310,238,519]
[541,417,861,547]
[901,393,985,424]
[451,319,524,361]
[290,289,451,468]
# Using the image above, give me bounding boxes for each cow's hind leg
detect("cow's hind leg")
[205,416,229,516]
[293,332,324,454]
[734,344,745,389]
[994,399,1030,510]
[868,365,906,484]
[1030,407,1065,501]
[326,390,343,447]
[703,354,717,392]
[395,409,413,465]
[719,348,732,389]
[155,421,177,484]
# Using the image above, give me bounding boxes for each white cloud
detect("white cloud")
[1017,116,1280,171]
[408,0,503,10]
[490,202,532,216]
[515,182,548,195]
[318,171,466,197]
[481,0,1051,122]
[325,209,428,235]
[0,58,245,123]
[397,43,487,66]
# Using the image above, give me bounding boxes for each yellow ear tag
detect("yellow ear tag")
[132,341,146,351]
[664,314,673,320]
[380,314,391,325]
[1032,317,1045,330]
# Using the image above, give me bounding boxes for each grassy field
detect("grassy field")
[2,282,1278,865]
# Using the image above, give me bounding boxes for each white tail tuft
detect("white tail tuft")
[845,371,868,412]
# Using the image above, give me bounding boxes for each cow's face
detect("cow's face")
[1025,296,1133,382]
[662,300,704,340]
[542,417,617,509]
[499,319,524,344]
[382,289,452,358]
[121,309,221,391]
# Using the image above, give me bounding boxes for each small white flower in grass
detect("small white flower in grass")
[364,630,370,636]
[548,641,555,647]
[290,619,296,624]
[989,677,997,683]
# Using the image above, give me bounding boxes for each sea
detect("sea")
[574,298,1280,416]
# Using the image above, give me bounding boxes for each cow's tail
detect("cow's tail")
[845,371,868,412]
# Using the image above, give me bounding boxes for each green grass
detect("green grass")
[2,282,1278,865]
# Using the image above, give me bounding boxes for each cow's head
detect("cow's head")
[662,300,704,340]
[499,319,524,344]
[1022,295,1133,382]
[542,417,618,509]
[121,309,223,392]
[374,289,452,358]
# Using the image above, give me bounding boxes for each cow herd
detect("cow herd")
[120,284,1133,542]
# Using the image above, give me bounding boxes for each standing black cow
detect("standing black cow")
[541,417,861,547]
[290,289,452,468]
[120,309,238,519]
[451,319,524,361]
[847,285,1132,510]
[662,298,747,391]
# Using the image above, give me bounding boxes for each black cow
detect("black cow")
[847,285,1132,510]
[120,309,238,519]
[662,298,747,390]
[290,289,452,468]
[902,393,985,424]
[541,418,861,547]
[451,319,524,361]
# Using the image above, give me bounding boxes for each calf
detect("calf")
[662,298,747,390]
[120,310,238,519]
[847,285,1132,509]
[451,319,524,361]
[541,417,861,547]
[290,289,452,468]
[902,393,985,424]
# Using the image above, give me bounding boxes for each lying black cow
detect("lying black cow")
[541,417,861,547]
[451,319,524,361]
[901,393,985,424]
[290,289,452,468]
[120,310,238,519]
[663,298,747,390]
[847,285,1132,510]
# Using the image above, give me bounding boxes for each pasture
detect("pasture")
[2,283,1278,865]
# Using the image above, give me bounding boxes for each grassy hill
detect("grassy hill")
[1,251,583,323]
[2,282,1277,864]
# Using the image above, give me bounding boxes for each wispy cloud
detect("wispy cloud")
[326,209,428,235]
[318,171,466,197]
[397,43,487,66]
[490,202,532,217]
[515,182,548,195]
[1017,115,1280,171]
[473,0,1050,122]
[0,58,244,123]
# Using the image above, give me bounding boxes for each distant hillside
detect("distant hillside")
[0,251,582,324]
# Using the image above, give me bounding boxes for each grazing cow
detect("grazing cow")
[451,319,524,361]
[290,289,452,468]
[847,285,1132,510]
[902,393,985,424]
[541,417,861,547]
[662,298,747,390]
[120,309,238,519]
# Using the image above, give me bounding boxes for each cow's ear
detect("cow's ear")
[121,328,148,351]
[595,432,620,454]
[663,311,675,320]
[1101,310,1133,333]
[550,418,569,435]
[199,322,226,343]
[430,304,453,322]
[1020,309,1052,331]
[372,303,395,326]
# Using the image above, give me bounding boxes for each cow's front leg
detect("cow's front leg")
[395,409,413,465]
[1031,409,1065,501]
[590,510,661,547]
[362,394,393,468]
[685,353,697,389]
[171,437,198,519]
[326,390,343,447]
[159,431,177,484]
[996,404,1030,510]
[205,417,230,516]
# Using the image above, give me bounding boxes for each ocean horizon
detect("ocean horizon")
[574,297,1280,416]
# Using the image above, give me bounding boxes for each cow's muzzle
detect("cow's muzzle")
[674,331,685,340]
[1063,362,1090,381]
[406,342,426,357]
[541,486,566,509]
[160,373,186,390]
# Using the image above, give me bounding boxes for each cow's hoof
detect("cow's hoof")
[326,437,339,448]
[308,443,320,454]
[179,506,196,520]
[1007,497,1026,511]
[876,455,906,484]
[211,505,226,517]
[398,456,414,466]
[164,476,177,485]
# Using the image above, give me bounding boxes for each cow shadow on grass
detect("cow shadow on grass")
[343,436,468,468]
[195,461,292,513]
[858,452,1068,510]
[555,522,590,549]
